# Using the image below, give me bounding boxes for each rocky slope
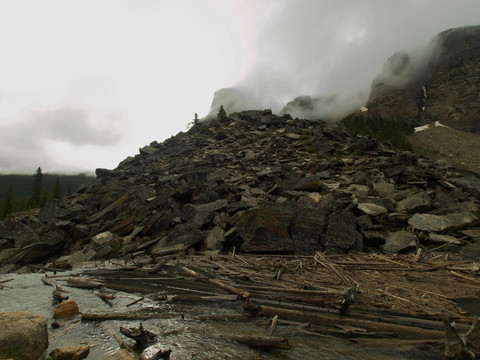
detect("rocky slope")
[0,110,479,273]
[367,25,480,133]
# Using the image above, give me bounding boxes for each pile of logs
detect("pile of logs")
[41,251,480,359]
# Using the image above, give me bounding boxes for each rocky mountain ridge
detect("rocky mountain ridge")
[0,110,479,273]
[367,25,480,133]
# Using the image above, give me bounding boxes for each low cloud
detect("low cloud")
[0,106,125,173]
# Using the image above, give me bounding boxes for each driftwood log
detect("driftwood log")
[67,276,103,289]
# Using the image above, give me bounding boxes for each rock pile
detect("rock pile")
[0,109,479,272]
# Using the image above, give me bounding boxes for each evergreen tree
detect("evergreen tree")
[53,175,62,199]
[31,167,43,207]
[1,182,14,220]
[217,105,227,121]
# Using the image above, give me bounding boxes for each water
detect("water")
[0,271,443,359]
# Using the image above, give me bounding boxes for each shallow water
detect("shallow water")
[0,271,443,359]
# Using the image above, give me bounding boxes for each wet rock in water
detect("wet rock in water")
[236,203,295,253]
[323,210,363,254]
[0,311,48,360]
[107,349,139,360]
[408,212,478,232]
[49,345,91,360]
[383,231,418,253]
[54,299,80,319]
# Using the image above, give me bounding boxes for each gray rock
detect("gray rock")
[205,226,225,250]
[408,212,478,232]
[181,199,228,227]
[323,210,363,253]
[236,203,295,253]
[396,191,431,213]
[384,231,417,253]
[373,182,395,197]
[357,203,388,216]
[0,218,39,248]
[0,312,49,360]
[291,208,328,254]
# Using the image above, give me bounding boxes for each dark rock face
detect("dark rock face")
[0,107,479,272]
[367,25,480,133]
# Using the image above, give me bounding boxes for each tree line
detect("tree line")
[0,167,94,220]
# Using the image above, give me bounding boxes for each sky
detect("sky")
[0,0,479,174]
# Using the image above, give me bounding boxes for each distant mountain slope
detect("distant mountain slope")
[408,125,480,173]
[367,25,480,133]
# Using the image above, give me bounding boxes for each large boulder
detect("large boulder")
[322,210,363,253]
[0,218,39,248]
[49,345,90,360]
[0,312,48,360]
[236,203,295,253]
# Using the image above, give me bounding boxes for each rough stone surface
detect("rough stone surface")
[384,231,418,253]
[107,349,139,360]
[49,345,91,360]
[408,212,478,232]
[0,312,48,360]
[367,26,480,133]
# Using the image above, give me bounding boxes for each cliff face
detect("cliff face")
[367,25,480,133]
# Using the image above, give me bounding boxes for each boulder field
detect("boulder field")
[0,109,479,273]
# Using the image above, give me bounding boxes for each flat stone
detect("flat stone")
[396,191,431,213]
[373,182,395,197]
[357,203,388,216]
[429,233,463,245]
[384,231,417,253]
[408,212,478,232]
[0,312,49,360]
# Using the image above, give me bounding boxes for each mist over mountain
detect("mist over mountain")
[205,0,480,123]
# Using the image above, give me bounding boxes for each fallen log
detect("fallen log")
[181,266,250,299]
[127,297,145,307]
[244,300,445,340]
[220,334,291,350]
[82,312,167,321]
[67,276,103,289]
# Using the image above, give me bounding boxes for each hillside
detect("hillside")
[409,125,480,173]
[0,109,479,274]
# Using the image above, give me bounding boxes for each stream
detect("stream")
[0,270,444,359]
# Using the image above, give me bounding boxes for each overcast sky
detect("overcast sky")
[1,0,479,174]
